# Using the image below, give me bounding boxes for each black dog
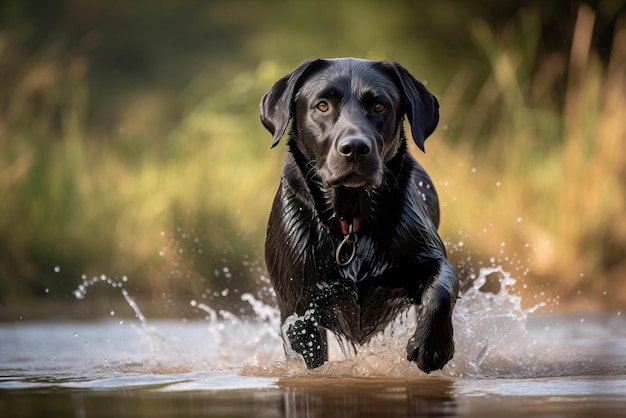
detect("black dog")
[260,58,459,373]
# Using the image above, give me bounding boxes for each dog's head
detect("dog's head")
[260,58,439,189]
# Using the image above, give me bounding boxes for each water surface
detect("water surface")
[1,267,625,417]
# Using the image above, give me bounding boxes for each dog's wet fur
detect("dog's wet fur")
[260,58,459,373]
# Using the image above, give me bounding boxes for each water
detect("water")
[1,267,625,417]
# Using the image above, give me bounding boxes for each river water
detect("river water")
[1,266,625,417]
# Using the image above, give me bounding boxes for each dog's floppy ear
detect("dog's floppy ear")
[260,59,324,148]
[391,62,439,152]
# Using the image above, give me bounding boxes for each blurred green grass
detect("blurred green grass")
[0,1,624,317]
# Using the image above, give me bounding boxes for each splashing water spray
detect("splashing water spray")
[72,258,594,379]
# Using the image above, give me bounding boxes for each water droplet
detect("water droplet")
[44,288,49,294]
[54,266,60,273]
[110,310,115,316]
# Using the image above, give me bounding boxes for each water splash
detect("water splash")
[72,274,194,372]
[189,292,283,368]
[72,266,601,379]
[445,266,549,377]
[249,266,554,379]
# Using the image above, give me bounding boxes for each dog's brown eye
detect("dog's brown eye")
[373,102,385,113]
[316,101,329,112]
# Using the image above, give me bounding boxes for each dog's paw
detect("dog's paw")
[286,319,328,369]
[406,325,454,374]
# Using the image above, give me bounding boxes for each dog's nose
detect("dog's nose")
[337,137,372,162]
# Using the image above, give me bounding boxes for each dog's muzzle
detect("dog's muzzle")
[326,136,382,188]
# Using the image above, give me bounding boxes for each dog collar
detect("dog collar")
[339,217,361,235]
[336,217,361,266]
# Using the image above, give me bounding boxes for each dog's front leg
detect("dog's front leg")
[285,311,329,369]
[406,257,459,373]
[284,279,358,369]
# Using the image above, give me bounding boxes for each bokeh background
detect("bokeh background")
[1,0,624,319]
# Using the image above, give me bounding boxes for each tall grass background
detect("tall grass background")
[433,5,626,310]
[0,2,624,317]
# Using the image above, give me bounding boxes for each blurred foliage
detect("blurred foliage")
[0,0,624,318]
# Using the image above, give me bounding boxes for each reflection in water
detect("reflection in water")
[279,378,456,418]
[3,374,624,418]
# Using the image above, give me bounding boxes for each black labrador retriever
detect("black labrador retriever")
[260,58,459,373]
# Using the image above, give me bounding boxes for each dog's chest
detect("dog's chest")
[316,229,391,283]
[344,235,390,282]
